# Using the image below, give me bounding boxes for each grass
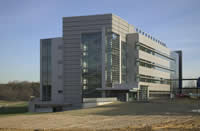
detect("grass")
[57,98,200,116]
[0,101,28,115]
[0,98,200,130]
[0,98,199,116]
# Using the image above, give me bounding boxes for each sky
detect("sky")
[0,0,200,83]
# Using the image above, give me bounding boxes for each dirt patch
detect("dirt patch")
[0,99,200,130]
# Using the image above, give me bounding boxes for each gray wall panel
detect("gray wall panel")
[63,14,112,22]
[127,33,139,88]
[63,39,80,43]
[63,20,112,27]
[63,44,80,48]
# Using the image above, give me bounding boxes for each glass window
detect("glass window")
[83,79,87,84]
[83,52,88,56]
[105,32,120,87]
[138,58,174,73]
[137,43,174,61]
[41,39,52,101]
[83,45,87,51]
[83,68,88,73]
[83,62,87,68]
[81,32,102,98]
[138,74,170,85]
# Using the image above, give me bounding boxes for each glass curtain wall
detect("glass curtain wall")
[81,32,102,98]
[105,32,120,87]
[41,39,52,101]
[170,52,179,89]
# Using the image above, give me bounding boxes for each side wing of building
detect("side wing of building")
[127,33,174,94]
[40,38,64,103]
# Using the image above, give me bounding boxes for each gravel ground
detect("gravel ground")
[0,99,200,130]
[0,114,198,130]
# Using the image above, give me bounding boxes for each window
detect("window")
[41,39,52,101]
[42,85,51,101]
[83,79,87,84]
[138,58,174,73]
[137,43,174,61]
[83,62,87,68]
[81,32,102,98]
[83,86,87,90]
[83,52,88,56]
[138,74,170,85]
[83,45,87,51]
[105,32,120,87]
[83,68,88,73]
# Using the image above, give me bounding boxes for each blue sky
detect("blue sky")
[0,0,200,83]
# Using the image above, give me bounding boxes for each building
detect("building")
[29,14,182,112]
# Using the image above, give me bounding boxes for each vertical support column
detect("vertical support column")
[137,90,140,101]
[137,85,140,101]
[147,87,149,101]
[102,91,106,98]
[101,27,106,90]
[119,35,122,84]
[126,93,129,102]
[170,79,173,99]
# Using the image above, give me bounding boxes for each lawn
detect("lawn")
[0,100,28,115]
[0,98,200,130]
[58,98,200,116]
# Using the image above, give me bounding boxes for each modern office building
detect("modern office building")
[29,14,182,112]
